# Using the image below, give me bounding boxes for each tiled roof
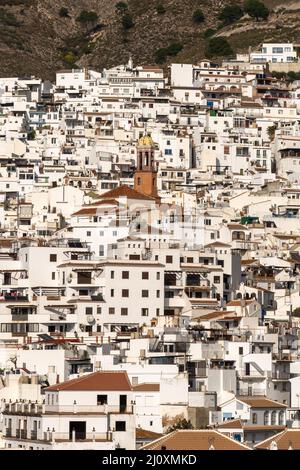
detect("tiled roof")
[141,430,251,450]
[98,185,156,201]
[238,397,287,409]
[254,429,300,450]
[217,419,243,429]
[45,371,132,392]
[133,383,160,392]
[136,428,162,440]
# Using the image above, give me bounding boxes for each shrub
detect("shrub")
[205,37,234,57]
[218,4,243,25]
[192,9,205,24]
[115,1,128,13]
[0,8,20,26]
[167,42,183,56]
[244,0,269,20]
[59,7,69,18]
[62,52,76,65]
[155,47,168,63]
[157,3,166,14]
[122,13,134,29]
[203,28,216,38]
[155,42,183,63]
[76,10,98,24]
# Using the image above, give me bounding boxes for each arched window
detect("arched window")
[279,410,284,426]
[264,411,270,425]
[271,411,277,425]
[252,413,257,424]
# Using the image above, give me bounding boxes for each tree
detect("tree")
[244,0,269,21]
[203,28,216,38]
[122,13,134,30]
[205,37,234,57]
[76,10,98,25]
[166,418,193,433]
[157,3,166,14]
[155,47,168,63]
[192,9,205,24]
[59,7,69,18]
[155,42,183,63]
[115,1,128,13]
[218,4,243,25]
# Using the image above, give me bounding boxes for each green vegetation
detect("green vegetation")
[115,1,128,13]
[122,13,134,30]
[203,28,216,38]
[156,3,166,14]
[218,4,243,25]
[155,42,183,63]
[60,33,94,67]
[166,419,193,433]
[205,37,234,57]
[27,129,36,140]
[76,10,98,25]
[244,0,269,20]
[192,9,205,24]
[0,8,20,26]
[59,7,69,18]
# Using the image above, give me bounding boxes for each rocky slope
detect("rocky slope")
[0,0,298,79]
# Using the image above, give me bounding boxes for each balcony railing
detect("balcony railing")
[43,432,113,442]
[5,428,12,437]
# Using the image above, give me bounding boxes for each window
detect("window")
[214,276,220,284]
[156,272,160,280]
[50,254,57,262]
[97,395,107,405]
[252,413,257,424]
[166,255,173,263]
[142,272,149,280]
[87,231,91,237]
[141,308,149,316]
[85,307,93,315]
[122,289,129,297]
[279,411,284,425]
[109,307,115,315]
[156,308,160,316]
[115,421,126,432]
[122,271,129,279]
[121,308,128,316]
[142,290,149,298]
[111,289,114,297]
[156,290,160,298]
[97,306,101,314]
[264,411,269,426]
[271,411,277,425]
[239,347,243,355]
[111,271,114,279]
[51,272,55,280]
[99,245,104,257]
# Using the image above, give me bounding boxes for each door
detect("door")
[119,395,127,413]
[69,421,86,440]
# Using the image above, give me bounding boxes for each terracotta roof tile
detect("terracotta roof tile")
[238,397,287,409]
[254,429,300,450]
[45,371,132,392]
[133,383,160,392]
[98,185,156,201]
[141,430,251,450]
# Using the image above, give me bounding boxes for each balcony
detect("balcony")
[272,371,290,380]
[5,428,12,438]
[15,429,27,439]
[43,431,113,442]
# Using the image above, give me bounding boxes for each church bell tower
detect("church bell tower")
[134,135,160,202]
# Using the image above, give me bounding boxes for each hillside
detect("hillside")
[0,0,299,79]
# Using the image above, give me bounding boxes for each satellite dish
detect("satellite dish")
[86,315,95,324]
